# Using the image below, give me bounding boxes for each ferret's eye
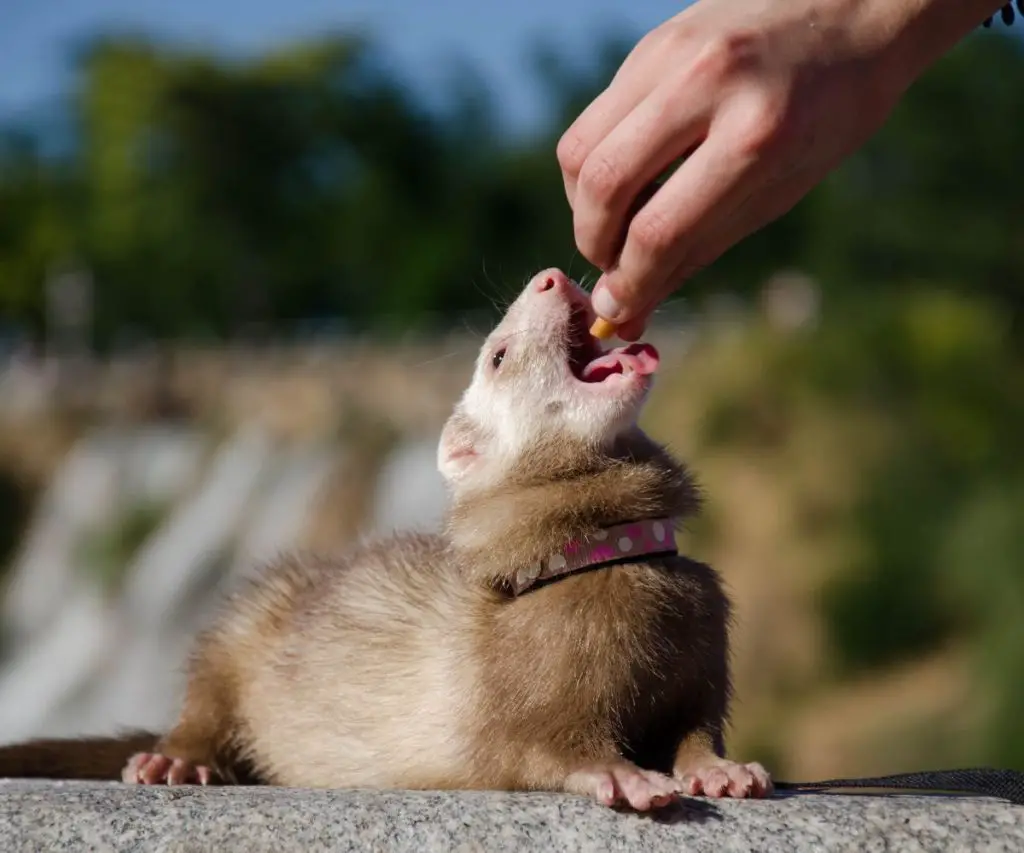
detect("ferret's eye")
[491,348,506,369]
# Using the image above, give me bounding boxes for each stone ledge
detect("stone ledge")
[1,780,1022,852]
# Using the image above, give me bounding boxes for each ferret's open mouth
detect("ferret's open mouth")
[567,306,660,383]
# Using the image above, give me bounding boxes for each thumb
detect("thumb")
[596,267,692,342]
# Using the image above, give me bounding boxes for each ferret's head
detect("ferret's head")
[438,268,661,493]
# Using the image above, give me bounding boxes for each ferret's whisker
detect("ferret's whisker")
[411,350,466,368]
[567,248,582,283]
[471,263,510,317]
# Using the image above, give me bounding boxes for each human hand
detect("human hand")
[559,0,1004,340]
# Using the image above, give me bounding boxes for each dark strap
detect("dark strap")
[984,1,1023,27]
[775,768,1024,806]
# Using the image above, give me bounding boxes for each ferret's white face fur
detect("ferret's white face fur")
[438,268,661,491]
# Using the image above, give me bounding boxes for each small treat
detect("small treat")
[590,317,617,340]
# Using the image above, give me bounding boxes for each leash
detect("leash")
[774,767,1024,805]
[984,2,1023,28]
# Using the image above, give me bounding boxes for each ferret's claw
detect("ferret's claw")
[565,762,683,811]
[675,760,773,799]
[122,751,214,786]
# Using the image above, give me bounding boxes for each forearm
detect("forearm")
[869,0,1010,87]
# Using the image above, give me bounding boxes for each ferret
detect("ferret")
[0,268,770,810]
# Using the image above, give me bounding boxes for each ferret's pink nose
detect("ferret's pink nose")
[533,268,570,293]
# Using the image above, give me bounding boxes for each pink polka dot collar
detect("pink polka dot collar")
[510,517,678,596]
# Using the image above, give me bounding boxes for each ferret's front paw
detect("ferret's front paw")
[564,761,683,811]
[675,759,772,799]
[122,752,215,786]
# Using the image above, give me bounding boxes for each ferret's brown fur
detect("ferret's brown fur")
[0,272,766,803]
[0,427,735,796]
[0,733,158,781]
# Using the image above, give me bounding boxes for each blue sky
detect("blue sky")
[0,0,691,136]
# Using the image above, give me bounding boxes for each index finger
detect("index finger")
[557,82,640,210]
[556,30,674,208]
[570,76,709,274]
[591,127,767,324]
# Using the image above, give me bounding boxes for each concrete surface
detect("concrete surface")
[0,781,1022,852]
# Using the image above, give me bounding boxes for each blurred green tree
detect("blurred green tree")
[2,29,1020,346]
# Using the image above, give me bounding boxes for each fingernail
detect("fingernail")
[591,285,623,321]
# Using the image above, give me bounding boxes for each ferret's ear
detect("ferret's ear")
[438,411,488,483]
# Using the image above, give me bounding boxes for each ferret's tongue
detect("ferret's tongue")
[581,343,660,383]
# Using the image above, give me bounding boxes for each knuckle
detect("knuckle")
[632,23,672,58]
[577,153,626,206]
[690,31,760,83]
[735,94,791,156]
[572,216,611,268]
[556,130,589,178]
[629,208,676,256]
[628,15,692,66]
